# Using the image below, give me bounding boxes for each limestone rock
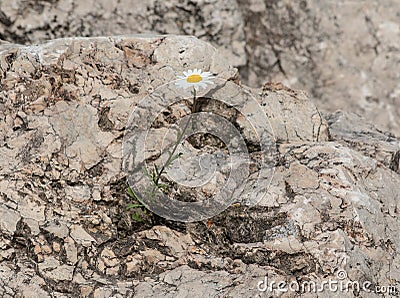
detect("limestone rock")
[1,0,398,137]
[0,206,20,235]
[326,111,400,173]
[237,0,400,137]
[38,257,74,282]
[0,0,245,67]
[0,35,399,298]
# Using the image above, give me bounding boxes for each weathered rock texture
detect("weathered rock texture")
[0,0,246,70]
[238,0,400,137]
[0,35,399,297]
[0,0,399,137]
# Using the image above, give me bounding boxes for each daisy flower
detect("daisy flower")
[175,69,215,91]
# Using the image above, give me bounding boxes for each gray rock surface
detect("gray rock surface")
[0,35,399,297]
[0,0,398,137]
[0,0,246,69]
[238,0,400,137]
[325,111,400,174]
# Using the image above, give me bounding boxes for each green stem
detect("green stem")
[154,88,196,185]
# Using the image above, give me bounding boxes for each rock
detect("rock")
[141,226,195,258]
[18,197,46,221]
[70,225,96,246]
[0,206,20,235]
[38,257,74,282]
[21,282,52,298]
[0,35,399,298]
[126,259,141,274]
[259,85,329,143]
[65,184,91,203]
[142,249,165,265]
[80,285,93,297]
[52,242,61,252]
[0,0,245,68]
[93,288,113,298]
[0,0,398,137]
[237,0,400,137]
[43,221,70,239]
[325,111,400,173]
[64,237,78,265]
[100,248,119,268]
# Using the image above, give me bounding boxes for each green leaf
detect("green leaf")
[142,165,151,178]
[158,183,170,192]
[131,212,143,222]
[154,164,160,176]
[165,152,182,168]
[127,186,136,198]
[126,203,143,210]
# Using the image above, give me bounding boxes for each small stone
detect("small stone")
[52,242,61,252]
[18,198,46,221]
[0,248,15,261]
[65,184,91,203]
[99,212,112,225]
[33,245,42,255]
[100,248,119,267]
[43,222,69,239]
[90,217,101,225]
[13,116,24,129]
[42,245,52,254]
[38,257,74,282]
[29,96,47,113]
[64,237,78,264]
[141,249,165,264]
[81,260,89,270]
[106,266,119,275]
[80,285,93,297]
[0,206,21,235]
[126,259,141,273]
[70,225,96,246]
[97,259,106,272]
[92,188,102,201]
[93,288,113,298]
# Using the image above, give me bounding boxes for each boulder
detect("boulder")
[0,0,399,136]
[0,35,399,297]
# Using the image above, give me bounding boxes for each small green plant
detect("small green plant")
[126,88,198,222]
[126,186,147,222]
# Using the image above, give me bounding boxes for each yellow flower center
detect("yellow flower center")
[187,74,203,83]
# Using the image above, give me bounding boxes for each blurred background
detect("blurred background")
[0,0,399,136]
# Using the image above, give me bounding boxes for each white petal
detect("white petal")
[175,81,185,87]
[175,79,192,89]
[195,82,207,89]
